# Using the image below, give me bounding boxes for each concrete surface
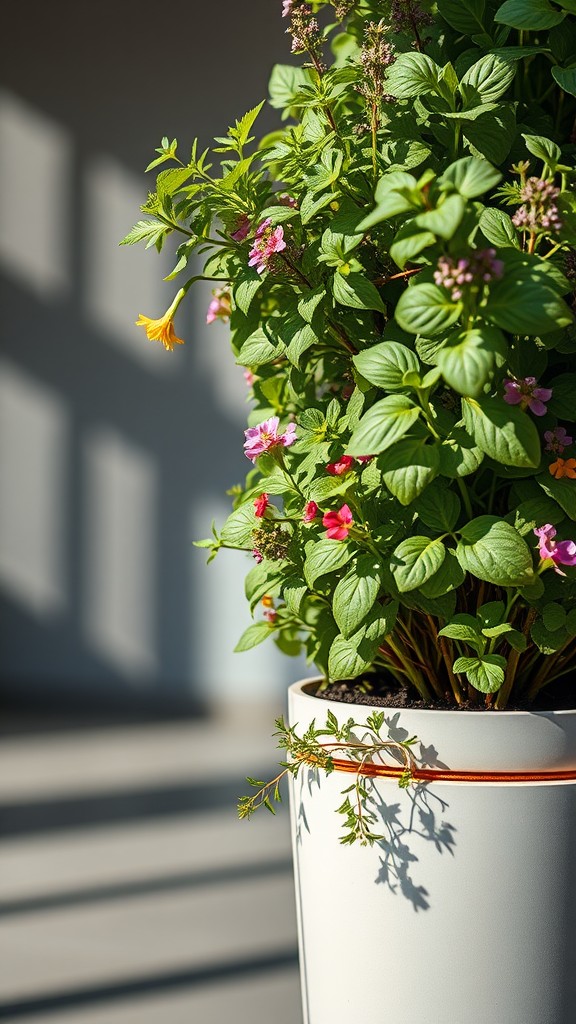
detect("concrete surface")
[0,710,303,1023]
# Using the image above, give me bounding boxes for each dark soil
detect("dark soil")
[314,674,576,712]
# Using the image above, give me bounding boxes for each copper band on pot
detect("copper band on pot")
[330,757,576,784]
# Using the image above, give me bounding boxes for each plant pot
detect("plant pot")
[288,678,576,1024]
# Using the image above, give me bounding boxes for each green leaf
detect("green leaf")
[531,619,569,654]
[268,64,311,114]
[456,516,535,585]
[328,604,398,680]
[353,342,420,391]
[221,502,259,547]
[234,622,275,652]
[234,276,261,316]
[439,615,484,647]
[486,270,573,335]
[380,441,440,505]
[462,396,542,468]
[414,482,461,531]
[332,555,382,637]
[333,272,385,313]
[437,0,487,35]
[389,226,437,269]
[237,329,283,367]
[283,575,308,615]
[453,655,506,692]
[304,539,355,587]
[551,65,576,98]
[542,602,567,631]
[522,133,563,169]
[460,54,516,105]
[439,426,485,478]
[395,283,462,337]
[420,550,466,597]
[437,326,506,397]
[478,208,520,248]
[511,496,566,535]
[385,53,443,99]
[358,172,420,229]
[495,0,566,30]
[119,219,170,250]
[415,194,466,239]
[439,156,502,199]
[547,374,576,418]
[462,105,516,164]
[391,536,447,592]
[347,395,421,456]
[537,473,576,521]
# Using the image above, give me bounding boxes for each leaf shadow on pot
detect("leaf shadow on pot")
[371,782,456,913]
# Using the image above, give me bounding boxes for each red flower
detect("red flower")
[322,504,353,541]
[326,455,354,476]
[303,501,319,522]
[254,493,269,517]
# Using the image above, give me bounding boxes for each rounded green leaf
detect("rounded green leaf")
[460,54,516,105]
[395,283,462,336]
[392,536,447,592]
[456,516,535,586]
[415,194,466,240]
[385,52,442,98]
[347,395,421,456]
[304,539,354,587]
[353,342,420,391]
[328,604,398,680]
[332,555,382,638]
[453,655,507,693]
[437,327,506,397]
[462,396,541,468]
[380,440,440,505]
[495,0,566,30]
[439,156,502,198]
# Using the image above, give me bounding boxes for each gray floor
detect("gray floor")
[0,709,303,1023]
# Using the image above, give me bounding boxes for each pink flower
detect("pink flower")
[326,455,354,476]
[206,288,231,325]
[243,369,256,387]
[254,493,269,518]
[252,549,263,564]
[282,0,293,15]
[263,608,278,623]
[357,454,374,463]
[503,377,552,417]
[231,215,251,242]
[323,503,354,541]
[303,500,319,522]
[544,426,573,454]
[248,218,287,274]
[534,524,576,575]
[243,417,297,462]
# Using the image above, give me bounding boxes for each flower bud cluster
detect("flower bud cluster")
[512,177,563,235]
[284,1,323,62]
[357,21,395,105]
[252,523,291,561]
[390,0,434,34]
[433,248,504,301]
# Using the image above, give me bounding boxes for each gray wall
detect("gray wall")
[0,1,305,709]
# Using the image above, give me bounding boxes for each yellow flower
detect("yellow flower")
[135,311,184,351]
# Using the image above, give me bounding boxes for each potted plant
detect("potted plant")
[124,1,576,1020]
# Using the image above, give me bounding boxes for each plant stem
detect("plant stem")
[456,478,474,521]
[495,607,537,709]
[439,635,465,704]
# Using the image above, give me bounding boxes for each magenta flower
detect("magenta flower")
[248,219,287,275]
[503,377,552,417]
[534,524,576,575]
[303,500,319,522]
[326,455,354,476]
[243,369,256,387]
[263,607,278,623]
[254,493,269,518]
[323,504,353,541]
[206,288,231,325]
[243,417,297,462]
[231,215,251,242]
[544,426,573,454]
[252,549,263,564]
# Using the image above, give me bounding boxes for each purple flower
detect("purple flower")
[243,416,297,462]
[544,426,573,454]
[248,219,287,275]
[206,288,231,325]
[503,377,552,417]
[534,524,576,575]
[512,178,563,236]
[230,215,251,242]
[433,249,504,301]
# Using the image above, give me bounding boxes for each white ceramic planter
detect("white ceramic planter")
[288,678,576,1024]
